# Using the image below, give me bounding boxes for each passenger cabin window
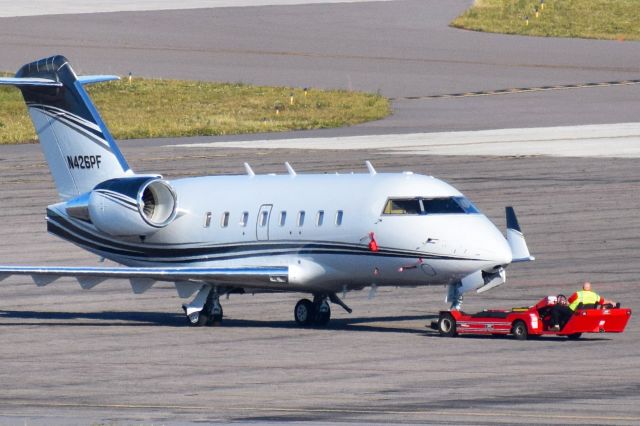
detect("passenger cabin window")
[316,210,324,227]
[382,197,479,215]
[335,210,343,226]
[221,212,230,227]
[259,210,269,227]
[297,211,305,227]
[240,211,249,227]
[204,211,212,228]
[279,211,287,226]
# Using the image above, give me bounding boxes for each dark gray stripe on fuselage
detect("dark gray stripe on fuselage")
[47,210,491,264]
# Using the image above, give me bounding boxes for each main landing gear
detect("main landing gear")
[182,285,223,327]
[182,286,352,328]
[294,293,352,326]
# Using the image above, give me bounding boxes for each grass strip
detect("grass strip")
[0,77,390,144]
[451,0,640,41]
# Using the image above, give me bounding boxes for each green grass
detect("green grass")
[451,0,640,41]
[0,77,390,144]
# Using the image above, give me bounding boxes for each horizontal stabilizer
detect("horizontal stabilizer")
[77,75,120,85]
[0,77,62,87]
[506,206,535,262]
[0,76,118,87]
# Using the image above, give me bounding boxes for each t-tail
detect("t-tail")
[0,55,132,200]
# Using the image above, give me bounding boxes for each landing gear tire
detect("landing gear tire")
[294,299,314,325]
[207,307,224,326]
[438,312,457,337]
[567,333,582,340]
[512,320,528,340]
[187,311,209,327]
[315,305,331,326]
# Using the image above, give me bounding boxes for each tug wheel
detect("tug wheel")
[512,320,528,340]
[438,312,457,337]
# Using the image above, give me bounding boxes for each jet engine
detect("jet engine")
[83,176,178,236]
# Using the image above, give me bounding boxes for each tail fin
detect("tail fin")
[0,55,132,200]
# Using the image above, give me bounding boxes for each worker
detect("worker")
[549,294,572,331]
[568,281,615,311]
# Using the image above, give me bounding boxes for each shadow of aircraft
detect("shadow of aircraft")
[0,309,438,334]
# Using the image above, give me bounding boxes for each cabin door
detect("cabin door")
[256,204,273,241]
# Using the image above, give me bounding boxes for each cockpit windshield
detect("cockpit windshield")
[382,196,479,215]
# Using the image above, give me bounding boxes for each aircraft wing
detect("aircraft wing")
[0,265,289,297]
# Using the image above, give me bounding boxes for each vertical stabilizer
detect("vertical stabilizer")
[0,56,131,200]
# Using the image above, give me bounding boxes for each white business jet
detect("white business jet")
[0,56,533,327]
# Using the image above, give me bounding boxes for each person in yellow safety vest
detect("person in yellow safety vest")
[568,282,615,311]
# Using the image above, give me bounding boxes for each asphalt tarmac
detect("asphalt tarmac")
[0,143,638,425]
[0,0,639,424]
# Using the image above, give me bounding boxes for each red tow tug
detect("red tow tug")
[431,297,632,340]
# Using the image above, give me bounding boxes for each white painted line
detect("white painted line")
[0,1,393,18]
[172,123,640,158]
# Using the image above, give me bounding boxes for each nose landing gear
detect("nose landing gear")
[447,282,464,310]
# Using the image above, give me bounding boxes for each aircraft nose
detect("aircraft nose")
[491,235,513,266]
[474,217,512,266]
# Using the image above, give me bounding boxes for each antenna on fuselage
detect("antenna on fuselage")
[244,163,255,177]
[285,162,297,176]
[365,161,377,175]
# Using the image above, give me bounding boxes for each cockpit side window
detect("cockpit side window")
[382,196,479,215]
[382,198,422,215]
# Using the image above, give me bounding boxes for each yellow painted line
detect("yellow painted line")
[392,79,640,101]
[2,401,639,422]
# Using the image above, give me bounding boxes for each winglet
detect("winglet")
[506,206,521,232]
[506,206,535,262]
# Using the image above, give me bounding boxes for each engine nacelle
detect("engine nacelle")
[86,176,178,236]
